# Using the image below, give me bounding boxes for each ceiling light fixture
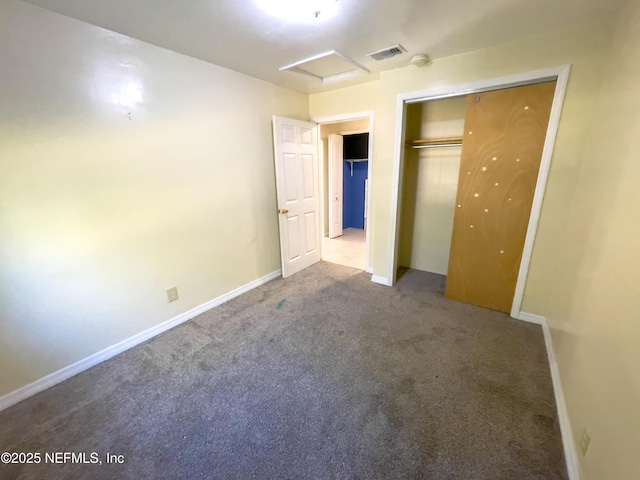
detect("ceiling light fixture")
[255,0,339,23]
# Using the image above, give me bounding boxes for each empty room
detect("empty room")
[1,0,638,479]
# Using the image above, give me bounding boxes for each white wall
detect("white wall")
[398,97,466,275]
[543,2,640,478]
[0,0,308,397]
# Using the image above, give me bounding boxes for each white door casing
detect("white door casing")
[364,178,369,231]
[328,133,343,238]
[272,116,321,278]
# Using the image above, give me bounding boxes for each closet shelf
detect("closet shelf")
[407,137,463,149]
[344,158,368,176]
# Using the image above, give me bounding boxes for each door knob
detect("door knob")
[280,209,289,214]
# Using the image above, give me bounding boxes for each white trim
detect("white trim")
[397,66,567,105]
[365,113,374,267]
[389,65,572,307]
[280,50,370,85]
[514,311,545,325]
[312,111,374,274]
[317,130,328,238]
[0,269,282,413]
[390,95,408,283]
[510,66,570,317]
[404,75,558,105]
[541,317,581,480]
[512,312,580,479]
[312,111,373,124]
[336,128,368,135]
[371,275,392,286]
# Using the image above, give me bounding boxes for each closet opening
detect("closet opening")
[398,97,466,279]
[388,67,570,317]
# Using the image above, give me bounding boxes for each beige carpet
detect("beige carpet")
[0,261,567,479]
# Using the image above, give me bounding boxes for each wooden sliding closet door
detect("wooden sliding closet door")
[445,81,556,313]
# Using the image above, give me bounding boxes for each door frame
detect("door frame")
[312,111,374,273]
[388,65,571,318]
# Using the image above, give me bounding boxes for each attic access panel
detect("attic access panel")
[280,50,370,85]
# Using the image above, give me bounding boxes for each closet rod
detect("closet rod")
[411,142,462,149]
[406,137,463,149]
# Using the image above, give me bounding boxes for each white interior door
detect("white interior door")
[272,116,321,278]
[328,133,343,238]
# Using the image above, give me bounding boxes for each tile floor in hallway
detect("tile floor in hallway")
[322,228,366,270]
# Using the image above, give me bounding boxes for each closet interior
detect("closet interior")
[398,82,556,313]
[398,96,467,277]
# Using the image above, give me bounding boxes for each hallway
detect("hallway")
[322,228,366,270]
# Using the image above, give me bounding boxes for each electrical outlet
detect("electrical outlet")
[579,429,591,456]
[166,286,179,303]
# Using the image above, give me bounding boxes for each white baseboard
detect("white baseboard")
[514,311,545,325]
[527,315,580,480]
[541,319,581,480]
[365,266,373,274]
[371,274,392,286]
[0,269,282,413]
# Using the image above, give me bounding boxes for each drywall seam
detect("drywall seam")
[0,269,282,413]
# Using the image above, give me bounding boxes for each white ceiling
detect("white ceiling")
[20,0,625,93]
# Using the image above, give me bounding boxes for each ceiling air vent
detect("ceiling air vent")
[366,44,407,61]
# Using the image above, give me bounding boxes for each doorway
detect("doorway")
[314,113,373,272]
[388,66,570,318]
